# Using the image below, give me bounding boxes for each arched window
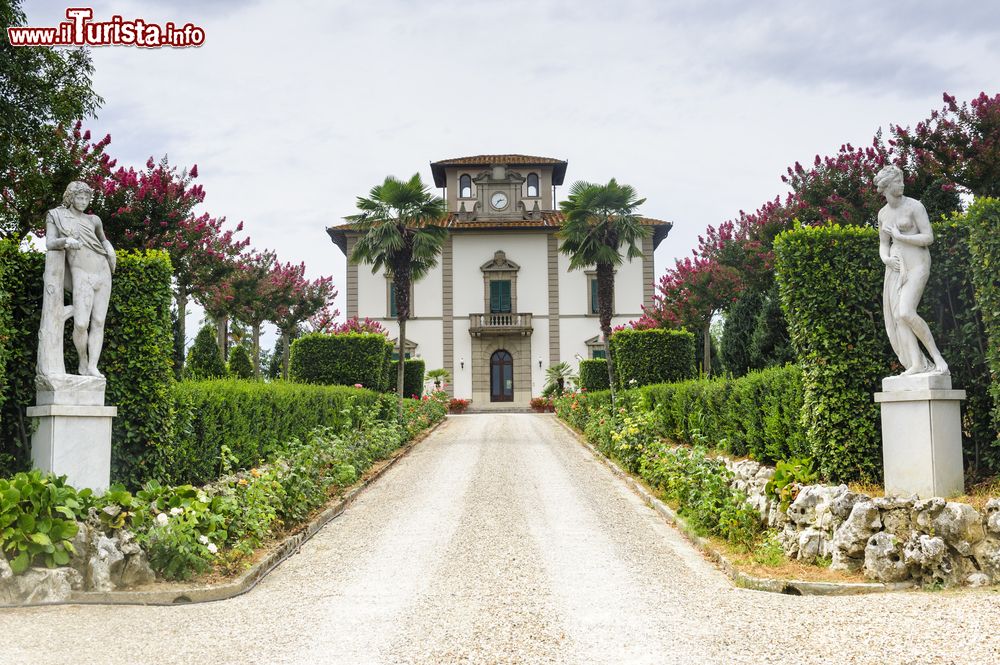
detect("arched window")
[526,173,539,197]
[459,174,472,198]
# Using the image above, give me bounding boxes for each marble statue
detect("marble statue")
[37,181,116,378]
[875,165,948,377]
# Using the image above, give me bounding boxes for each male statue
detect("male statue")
[37,181,116,378]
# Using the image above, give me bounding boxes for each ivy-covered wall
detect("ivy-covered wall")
[0,248,176,484]
[775,220,994,482]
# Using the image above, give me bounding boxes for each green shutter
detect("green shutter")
[592,348,606,359]
[490,280,511,313]
[389,283,397,317]
[590,279,599,314]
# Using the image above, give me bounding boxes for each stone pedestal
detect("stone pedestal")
[27,375,116,493]
[874,374,965,499]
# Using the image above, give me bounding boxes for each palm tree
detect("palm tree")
[544,361,577,396]
[347,174,447,419]
[558,178,648,404]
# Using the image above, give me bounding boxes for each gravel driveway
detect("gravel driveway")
[1,414,998,664]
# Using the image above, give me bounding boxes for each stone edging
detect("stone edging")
[1,418,447,609]
[551,416,913,596]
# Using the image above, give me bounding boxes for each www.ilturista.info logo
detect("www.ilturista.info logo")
[7,8,205,48]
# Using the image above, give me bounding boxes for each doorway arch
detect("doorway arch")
[490,350,514,402]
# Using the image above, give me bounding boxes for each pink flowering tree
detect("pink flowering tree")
[1,121,115,240]
[327,317,388,335]
[270,260,338,380]
[229,250,282,377]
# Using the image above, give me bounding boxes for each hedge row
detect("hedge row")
[389,358,425,398]
[636,365,806,463]
[556,366,806,464]
[579,359,610,392]
[167,380,396,487]
[965,199,1000,446]
[609,328,696,388]
[0,247,175,485]
[288,332,393,390]
[774,220,994,481]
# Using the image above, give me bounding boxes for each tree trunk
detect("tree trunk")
[176,288,188,373]
[596,262,618,404]
[216,314,228,361]
[396,317,406,422]
[703,319,712,376]
[252,322,261,379]
[281,331,290,380]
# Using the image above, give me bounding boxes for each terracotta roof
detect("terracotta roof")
[430,154,568,187]
[326,213,673,252]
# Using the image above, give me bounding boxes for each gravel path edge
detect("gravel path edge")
[550,415,915,597]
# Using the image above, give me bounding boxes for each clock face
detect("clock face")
[490,192,509,210]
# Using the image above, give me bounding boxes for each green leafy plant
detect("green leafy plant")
[543,361,577,396]
[764,457,818,510]
[426,368,450,389]
[752,531,785,567]
[0,471,89,574]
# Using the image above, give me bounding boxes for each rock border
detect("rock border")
[0,418,447,609]
[551,416,913,596]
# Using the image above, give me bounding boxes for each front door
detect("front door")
[490,350,514,402]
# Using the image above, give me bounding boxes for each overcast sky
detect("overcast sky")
[21,0,1000,350]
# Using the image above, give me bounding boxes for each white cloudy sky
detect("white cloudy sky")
[22,0,1000,349]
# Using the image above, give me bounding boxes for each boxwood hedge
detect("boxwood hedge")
[609,328,696,389]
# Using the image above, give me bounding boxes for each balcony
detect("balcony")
[468,312,533,337]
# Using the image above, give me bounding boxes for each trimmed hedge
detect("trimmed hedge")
[0,249,175,484]
[166,380,396,486]
[609,328,696,389]
[228,344,254,380]
[388,358,425,398]
[579,358,610,392]
[637,365,807,463]
[966,199,1000,446]
[288,332,393,389]
[775,221,994,482]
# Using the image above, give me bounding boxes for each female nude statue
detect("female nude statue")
[37,181,116,377]
[875,165,948,376]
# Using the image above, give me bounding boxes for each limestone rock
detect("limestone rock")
[902,533,951,584]
[120,550,155,588]
[87,533,125,592]
[1,567,82,604]
[875,496,916,539]
[912,497,946,531]
[972,538,1000,581]
[864,532,908,582]
[984,498,1000,536]
[833,501,881,560]
[966,572,991,587]
[932,502,985,556]
[797,527,825,563]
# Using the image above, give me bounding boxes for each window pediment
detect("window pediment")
[480,250,520,273]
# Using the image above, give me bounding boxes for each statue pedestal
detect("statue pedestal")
[27,376,116,493]
[874,374,965,499]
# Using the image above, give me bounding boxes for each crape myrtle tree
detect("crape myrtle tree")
[347,174,447,420]
[1,0,104,240]
[230,249,281,378]
[92,157,250,367]
[271,260,337,380]
[558,178,648,403]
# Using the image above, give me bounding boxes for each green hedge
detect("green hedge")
[578,358,610,392]
[388,358,425,398]
[0,241,16,473]
[609,328,696,389]
[637,365,806,462]
[775,221,994,481]
[0,249,175,484]
[966,199,1000,447]
[166,380,395,486]
[288,332,392,390]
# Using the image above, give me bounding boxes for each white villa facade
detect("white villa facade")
[327,154,671,408]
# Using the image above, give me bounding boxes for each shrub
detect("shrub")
[186,325,227,380]
[389,358,425,398]
[228,344,254,380]
[610,328,696,389]
[288,332,392,389]
[578,359,610,392]
[0,471,89,573]
[775,221,993,481]
[165,380,394,486]
[530,397,555,413]
[966,199,1000,451]
[0,249,176,485]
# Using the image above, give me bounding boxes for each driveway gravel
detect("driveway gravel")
[1,414,999,664]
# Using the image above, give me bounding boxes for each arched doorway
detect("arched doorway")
[490,350,514,402]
